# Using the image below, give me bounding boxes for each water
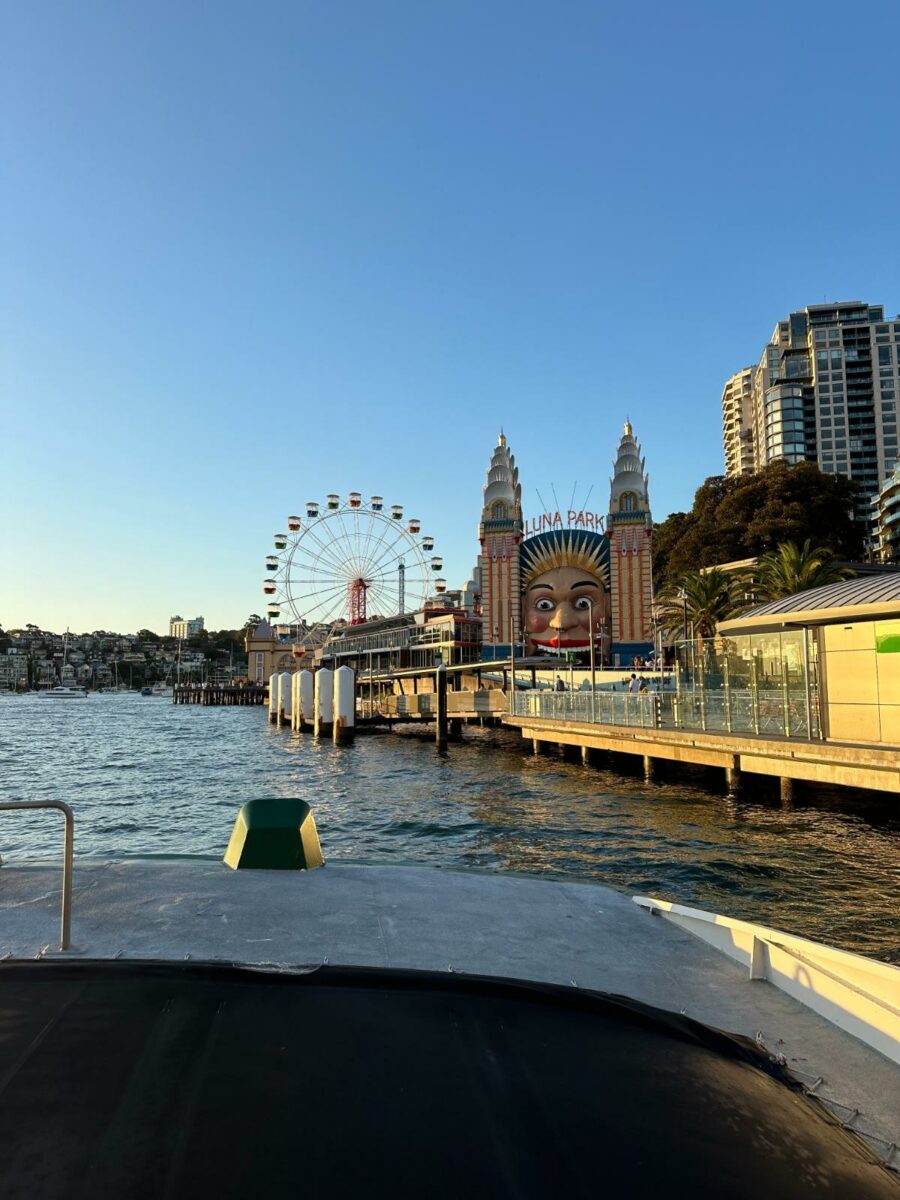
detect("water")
[1,693,898,962]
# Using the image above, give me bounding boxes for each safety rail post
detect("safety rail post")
[750,658,760,734]
[0,800,74,951]
[722,656,732,733]
[698,656,707,732]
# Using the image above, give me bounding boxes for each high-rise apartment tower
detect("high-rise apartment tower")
[722,302,900,535]
[722,368,755,477]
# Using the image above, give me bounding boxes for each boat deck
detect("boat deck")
[1,860,898,1166]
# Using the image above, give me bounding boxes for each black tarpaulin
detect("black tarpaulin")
[0,960,895,1199]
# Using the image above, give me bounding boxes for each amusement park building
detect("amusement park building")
[244,606,483,682]
[319,603,482,673]
[475,425,654,665]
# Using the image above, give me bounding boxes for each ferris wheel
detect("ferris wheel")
[263,493,445,652]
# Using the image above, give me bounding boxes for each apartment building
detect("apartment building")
[874,463,900,563]
[723,301,900,534]
[169,615,205,639]
[722,367,755,476]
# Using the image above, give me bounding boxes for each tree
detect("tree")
[244,614,263,631]
[656,569,739,640]
[653,462,863,590]
[751,539,854,601]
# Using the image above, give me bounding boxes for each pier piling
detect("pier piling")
[333,666,356,745]
[435,665,448,750]
[314,669,334,740]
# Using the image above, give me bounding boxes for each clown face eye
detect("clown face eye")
[574,597,592,610]
[534,598,555,612]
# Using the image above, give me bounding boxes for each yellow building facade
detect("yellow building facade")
[719,577,900,747]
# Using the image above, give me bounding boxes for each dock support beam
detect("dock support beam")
[725,765,741,795]
[435,664,448,751]
[779,776,794,806]
[581,745,592,767]
[643,755,656,782]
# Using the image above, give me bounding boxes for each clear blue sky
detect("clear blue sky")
[3,1,898,633]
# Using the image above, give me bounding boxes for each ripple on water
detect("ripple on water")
[1,696,899,961]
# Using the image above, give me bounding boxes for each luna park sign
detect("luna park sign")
[522,510,606,539]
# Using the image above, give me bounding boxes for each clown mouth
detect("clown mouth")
[531,637,590,648]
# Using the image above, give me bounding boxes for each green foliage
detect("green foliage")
[656,568,740,639]
[751,539,854,601]
[653,462,862,590]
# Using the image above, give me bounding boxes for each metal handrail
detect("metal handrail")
[0,801,74,950]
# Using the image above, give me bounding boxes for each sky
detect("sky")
[2,0,898,634]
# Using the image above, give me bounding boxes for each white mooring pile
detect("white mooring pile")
[271,667,355,744]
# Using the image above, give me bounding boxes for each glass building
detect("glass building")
[722,302,900,541]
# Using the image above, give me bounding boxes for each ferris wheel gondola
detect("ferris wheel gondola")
[263,492,440,654]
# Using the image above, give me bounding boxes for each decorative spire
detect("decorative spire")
[481,431,522,523]
[609,420,650,515]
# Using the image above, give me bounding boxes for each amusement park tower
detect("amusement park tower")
[478,432,523,657]
[607,421,653,659]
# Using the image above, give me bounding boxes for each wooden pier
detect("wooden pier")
[175,664,900,801]
[173,683,267,706]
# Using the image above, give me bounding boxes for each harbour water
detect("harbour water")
[1,692,898,963]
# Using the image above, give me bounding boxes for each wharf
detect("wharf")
[0,860,897,1165]
[173,683,266,705]
[505,713,900,796]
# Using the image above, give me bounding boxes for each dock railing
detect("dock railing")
[510,682,818,740]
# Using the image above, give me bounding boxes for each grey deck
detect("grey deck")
[1,860,898,1164]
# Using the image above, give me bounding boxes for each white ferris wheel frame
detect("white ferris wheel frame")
[268,502,436,648]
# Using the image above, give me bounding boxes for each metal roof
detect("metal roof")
[747,574,900,616]
[718,572,900,633]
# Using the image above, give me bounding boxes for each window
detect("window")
[491,502,507,520]
[879,346,894,365]
[831,350,842,368]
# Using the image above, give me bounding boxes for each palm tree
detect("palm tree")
[656,568,739,640]
[752,539,853,602]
